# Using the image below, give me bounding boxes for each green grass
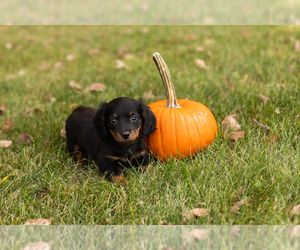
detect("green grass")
[1,25,300,225]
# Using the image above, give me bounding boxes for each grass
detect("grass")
[0,25,300,225]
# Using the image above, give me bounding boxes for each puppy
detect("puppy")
[65,97,157,183]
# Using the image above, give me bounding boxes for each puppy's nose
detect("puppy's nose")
[121,131,130,139]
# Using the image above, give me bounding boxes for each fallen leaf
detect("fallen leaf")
[195,46,205,51]
[115,59,127,69]
[24,241,51,250]
[60,126,66,138]
[270,131,280,142]
[230,225,241,237]
[0,140,12,148]
[39,61,49,70]
[18,70,26,76]
[88,48,100,56]
[54,61,65,69]
[123,54,135,60]
[141,27,149,33]
[143,90,155,100]
[240,74,248,83]
[66,54,76,61]
[229,131,245,141]
[6,42,14,49]
[1,118,13,132]
[24,218,51,225]
[84,83,106,93]
[1,176,8,182]
[295,40,300,51]
[117,45,128,58]
[195,59,210,70]
[69,103,79,109]
[221,114,241,133]
[231,199,247,214]
[6,74,16,80]
[19,133,34,144]
[69,80,82,90]
[191,229,208,240]
[290,226,300,237]
[0,105,7,116]
[42,93,56,103]
[257,93,269,104]
[290,204,300,215]
[191,208,208,217]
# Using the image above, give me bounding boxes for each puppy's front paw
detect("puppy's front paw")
[109,175,128,185]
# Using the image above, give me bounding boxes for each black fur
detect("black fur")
[65,97,156,179]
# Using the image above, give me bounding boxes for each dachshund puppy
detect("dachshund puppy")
[65,97,157,183]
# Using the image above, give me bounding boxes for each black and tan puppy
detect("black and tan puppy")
[65,97,156,183]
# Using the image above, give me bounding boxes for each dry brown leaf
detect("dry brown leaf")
[39,61,49,71]
[0,140,12,148]
[229,131,245,141]
[123,54,135,60]
[270,131,280,142]
[54,61,64,69]
[60,126,66,138]
[84,83,106,93]
[42,94,56,103]
[290,204,300,215]
[195,46,205,51]
[240,74,248,83]
[6,74,16,80]
[191,229,208,240]
[290,226,300,237]
[231,199,247,214]
[230,225,241,237]
[66,54,76,61]
[1,118,13,133]
[69,80,82,90]
[24,218,51,225]
[88,48,100,56]
[0,105,7,116]
[195,59,210,70]
[19,133,34,144]
[295,40,300,51]
[6,42,14,49]
[191,208,208,217]
[221,114,241,133]
[23,241,51,250]
[257,93,269,104]
[143,90,155,100]
[141,27,149,33]
[115,59,127,69]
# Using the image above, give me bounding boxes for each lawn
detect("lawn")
[0,25,300,225]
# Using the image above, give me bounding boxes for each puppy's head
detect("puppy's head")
[94,97,156,143]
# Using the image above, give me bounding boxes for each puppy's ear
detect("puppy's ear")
[138,98,157,138]
[94,101,109,141]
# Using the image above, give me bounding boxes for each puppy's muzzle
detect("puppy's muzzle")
[121,131,130,140]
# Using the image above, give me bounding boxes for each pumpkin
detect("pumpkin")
[146,52,218,161]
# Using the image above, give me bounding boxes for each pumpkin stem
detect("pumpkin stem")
[152,52,181,109]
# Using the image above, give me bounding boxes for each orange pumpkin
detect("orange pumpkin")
[146,52,218,161]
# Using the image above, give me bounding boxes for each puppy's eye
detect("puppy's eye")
[130,115,137,122]
[110,118,117,124]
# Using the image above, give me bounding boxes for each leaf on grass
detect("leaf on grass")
[0,140,12,148]
[195,46,205,51]
[229,131,245,141]
[42,93,56,103]
[115,59,127,69]
[60,126,66,138]
[0,105,7,116]
[195,59,210,70]
[257,93,269,104]
[19,133,34,144]
[191,229,208,240]
[69,103,79,109]
[6,74,16,80]
[54,61,65,69]
[88,48,100,56]
[290,226,300,237]
[143,90,155,100]
[117,45,128,58]
[69,80,82,90]
[183,208,208,222]
[1,176,8,182]
[24,218,51,225]
[295,40,300,51]
[18,70,26,76]
[290,204,300,215]
[270,131,280,142]
[24,241,51,250]
[231,199,247,214]
[39,61,49,71]
[84,83,106,93]
[24,108,44,117]
[230,225,241,237]
[240,74,248,83]
[141,27,149,33]
[221,114,241,133]
[6,42,14,49]
[1,118,13,133]
[66,54,76,61]
[123,54,135,60]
